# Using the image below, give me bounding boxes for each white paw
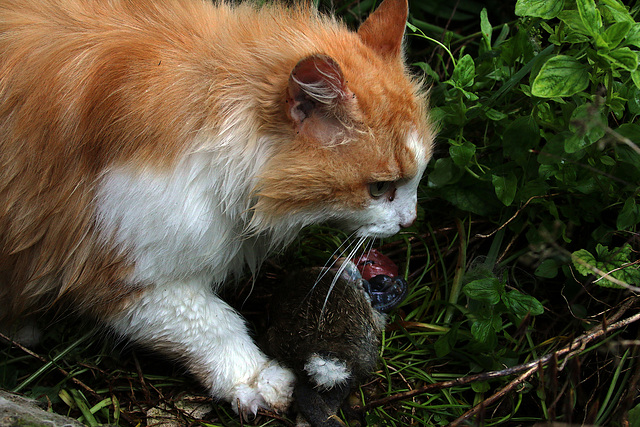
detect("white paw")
[257,361,296,411]
[231,361,295,415]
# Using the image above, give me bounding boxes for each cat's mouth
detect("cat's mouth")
[355,224,401,239]
[328,220,395,240]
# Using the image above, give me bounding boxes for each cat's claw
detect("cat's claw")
[231,361,295,415]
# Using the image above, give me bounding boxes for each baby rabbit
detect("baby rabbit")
[265,258,407,426]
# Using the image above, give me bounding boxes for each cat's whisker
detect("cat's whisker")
[323,231,359,267]
[325,235,380,311]
[312,230,360,286]
[319,234,369,317]
[306,235,355,296]
[363,237,376,260]
[295,232,361,312]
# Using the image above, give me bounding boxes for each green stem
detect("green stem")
[444,218,467,325]
[12,331,93,393]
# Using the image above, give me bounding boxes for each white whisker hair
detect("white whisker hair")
[319,234,370,317]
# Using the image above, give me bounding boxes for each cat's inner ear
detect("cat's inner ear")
[357,0,408,60]
[286,54,352,143]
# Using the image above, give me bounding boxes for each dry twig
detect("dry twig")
[359,297,640,422]
[0,331,99,400]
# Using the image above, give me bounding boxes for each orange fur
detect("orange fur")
[0,0,433,333]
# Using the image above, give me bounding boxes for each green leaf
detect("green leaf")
[629,402,640,427]
[471,381,491,393]
[600,155,616,166]
[492,172,518,206]
[535,259,559,278]
[413,61,440,82]
[617,197,639,230]
[600,0,635,24]
[449,141,476,167]
[502,290,544,317]
[459,88,479,101]
[629,87,640,114]
[626,23,640,48]
[592,34,610,51]
[485,108,508,121]
[603,21,632,49]
[58,389,76,409]
[604,48,639,71]
[572,249,597,276]
[503,116,540,165]
[566,103,606,153]
[463,278,503,304]
[572,244,640,288]
[71,389,99,427]
[515,0,564,19]
[365,413,384,426]
[616,123,640,146]
[428,158,457,187]
[480,8,492,48]
[451,54,475,88]
[437,185,500,216]
[631,69,640,89]
[531,55,589,98]
[428,106,449,126]
[471,318,497,344]
[558,10,592,38]
[576,0,602,36]
[434,331,453,357]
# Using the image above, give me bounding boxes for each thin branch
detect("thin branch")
[476,194,561,239]
[604,126,640,156]
[359,298,640,414]
[447,365,538,427]
[568,248,640,293]
[538,228,640,293]
[0,331,100,400]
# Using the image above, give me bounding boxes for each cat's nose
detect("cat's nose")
[399,204,417,228]
[399,212,417,228]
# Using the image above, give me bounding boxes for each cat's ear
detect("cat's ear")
[357,0,408,60]
[287,54,351,143]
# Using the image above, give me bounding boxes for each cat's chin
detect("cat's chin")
[355,224,401,239]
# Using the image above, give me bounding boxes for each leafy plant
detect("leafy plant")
[573,243,640,288]
[463,274,544,347]
[421,0,639,274]
[2,0,640,426]
[400,0,640,423]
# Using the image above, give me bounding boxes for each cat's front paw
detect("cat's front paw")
[231,360,295,415]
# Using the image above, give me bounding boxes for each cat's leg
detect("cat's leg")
[106,278,295,414]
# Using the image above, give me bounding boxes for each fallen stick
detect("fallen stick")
[360,297,640,419]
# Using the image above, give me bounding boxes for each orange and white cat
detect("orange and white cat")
[0,0,434,414]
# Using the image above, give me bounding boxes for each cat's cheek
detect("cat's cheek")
[392,179,421,226]
[348,204,404,238]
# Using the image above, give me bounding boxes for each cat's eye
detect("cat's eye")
[369,181,394,198]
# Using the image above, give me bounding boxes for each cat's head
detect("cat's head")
[253,0,434,240]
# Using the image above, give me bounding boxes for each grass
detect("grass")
[3,221,639,425]
[2,0,640,425]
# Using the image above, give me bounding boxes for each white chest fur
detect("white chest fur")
[94,145,271,287]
